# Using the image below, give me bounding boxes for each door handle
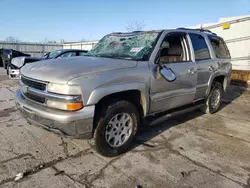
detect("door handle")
[188,67,196,75]
[209,65,215,72]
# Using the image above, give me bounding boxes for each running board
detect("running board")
[146,100,205,127]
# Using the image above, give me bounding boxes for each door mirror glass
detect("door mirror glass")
[160,66,176,82]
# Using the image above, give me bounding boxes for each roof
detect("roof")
[109,28,217,37]
[109,30,162,36]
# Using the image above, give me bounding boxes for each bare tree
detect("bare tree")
[125,20,145,32]
[41,38,49,44]
[5,36,21,43]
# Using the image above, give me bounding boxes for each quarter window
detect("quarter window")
[189,33,210,61]
[209,37,230,59]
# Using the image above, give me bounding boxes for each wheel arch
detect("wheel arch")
[206,72,228,96]
[87,82,150,117]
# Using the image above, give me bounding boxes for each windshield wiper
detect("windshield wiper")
[94,53,133,60]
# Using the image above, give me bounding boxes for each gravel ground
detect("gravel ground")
[0,76,250,188]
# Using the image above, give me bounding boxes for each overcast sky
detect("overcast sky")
[0,0,250,42]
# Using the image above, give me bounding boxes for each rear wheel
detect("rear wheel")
[200,82,223,114]
[94,100,139,157]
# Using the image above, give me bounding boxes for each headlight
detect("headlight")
[47,83,82,95]
[11,57,26,68]
[47,100,83,111]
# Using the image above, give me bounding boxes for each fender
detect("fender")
[206,71,228,97]
[87,82,150,116]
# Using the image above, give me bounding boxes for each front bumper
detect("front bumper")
[15,89,95,139]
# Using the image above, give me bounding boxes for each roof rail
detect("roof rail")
[177,27,217,35]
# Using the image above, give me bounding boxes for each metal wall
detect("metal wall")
[63,41,98,51]
[0,42,63,57]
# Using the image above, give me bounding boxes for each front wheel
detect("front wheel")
[0,57,3,67]
[200,82,223,114]
[6,64,10,75]
[94,100,139,157]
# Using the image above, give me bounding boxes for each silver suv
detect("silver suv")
[15,28,232,156]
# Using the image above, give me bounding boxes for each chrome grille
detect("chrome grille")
[20,76,47,104]
[21,76,46,91]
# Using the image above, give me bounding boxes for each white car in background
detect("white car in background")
[8,49,88,79]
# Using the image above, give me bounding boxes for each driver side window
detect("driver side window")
[159,33,190,63]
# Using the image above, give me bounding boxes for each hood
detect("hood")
[20,56,137,84]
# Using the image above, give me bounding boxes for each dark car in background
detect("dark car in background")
[8,49,88,79]
[0,48,30,69]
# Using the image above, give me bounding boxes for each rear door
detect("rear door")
[208,35,231,85]
[188,33,215,100]
[149,32,197,113]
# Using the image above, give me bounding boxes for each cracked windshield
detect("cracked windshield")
[87,32,160,60]
[0,0,250,187]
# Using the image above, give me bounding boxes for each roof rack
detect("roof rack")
[177,27,217,35]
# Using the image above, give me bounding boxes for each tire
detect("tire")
[200,82,223,114]
[0,57,3,67]
[6,64,9,75]
[94,100,139,157]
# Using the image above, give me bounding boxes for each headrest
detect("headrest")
[161,41,170,48]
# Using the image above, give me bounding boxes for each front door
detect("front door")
[149,32,197,114]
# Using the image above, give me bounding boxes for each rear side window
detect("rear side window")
[189,33,210,61]
[209,37,230,59]
[3,49,11,55]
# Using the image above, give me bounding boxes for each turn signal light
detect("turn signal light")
[67,103,83,111]
[47,100,83,111]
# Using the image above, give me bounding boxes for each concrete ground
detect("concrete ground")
[0,67,8,81]
[0,67,250,188]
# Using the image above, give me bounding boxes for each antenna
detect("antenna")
[200,17,204,29]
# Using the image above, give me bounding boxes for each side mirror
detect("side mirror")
[159,65,176,82]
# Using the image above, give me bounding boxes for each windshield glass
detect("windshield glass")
[47,50,62,58]
[86,32,160,61]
